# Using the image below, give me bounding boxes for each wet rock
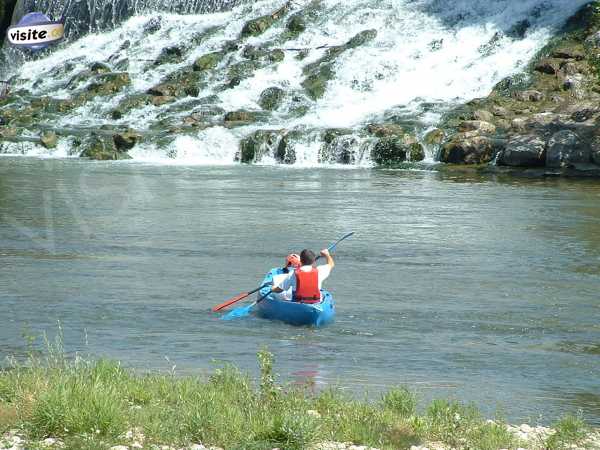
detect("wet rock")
[371,134,422,166]
[439,134,504,164]
[240,2,291,38]
[287,14,306,34]
[111,94,154,119]
[497,135,546,167]
[40,131,58,149]
[154,46,185,66]
[224,110,257,124]
[302,64,334,100]
[424,128,445,146]
[90,62,112,74]
[228,60,262,81]
[143,16,162,34]
[87,72,131,96]
[238,130,283,163]
[346,29,378,48]
[409,143,425,161]
[546,130,589,167]
[80,132,131,160]
[591,135,600,165]
[276,131,299,164]
[113,130,140,151]
[366,123,405,138]
[534,58,562,75]
[243,46,285,63]
[259,87,285,110]
[322,128,353,144]
[151,96,176,106]
[193,52,224,71]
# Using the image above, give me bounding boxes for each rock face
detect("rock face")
[497,135,545,167]
[546,130,589,168]
[433,1,600,175]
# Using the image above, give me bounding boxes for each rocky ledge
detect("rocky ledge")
[432,1,600,177]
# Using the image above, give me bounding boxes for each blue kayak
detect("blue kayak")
[255,268,335,327]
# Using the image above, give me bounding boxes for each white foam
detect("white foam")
[4,0,591,165]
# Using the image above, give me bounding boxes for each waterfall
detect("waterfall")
[0,0,592,165]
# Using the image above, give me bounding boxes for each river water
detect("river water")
[0,157,599,424]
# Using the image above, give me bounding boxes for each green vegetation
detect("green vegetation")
[0,341,594,450]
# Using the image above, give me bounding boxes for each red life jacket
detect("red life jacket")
[293,268,321,304]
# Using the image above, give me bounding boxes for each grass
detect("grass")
[0,342,594,450]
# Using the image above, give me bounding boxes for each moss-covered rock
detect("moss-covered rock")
[224,110,257,124]
[237,130,284,163]
[439,134,505,164]
[154,46,185,66]
[259,87,285,110]
[80,133,131,160]
[240,3,291,38]
[40,131,58,149]
[193,52,225,71]
[110,94,154,120]
[113,130,140,151]
[424,128,445,146]
[86,72,131,96]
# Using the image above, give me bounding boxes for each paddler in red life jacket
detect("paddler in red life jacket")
[271,254,301,301]
[271,248,335,303]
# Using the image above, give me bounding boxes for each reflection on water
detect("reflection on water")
[0,157,599,425]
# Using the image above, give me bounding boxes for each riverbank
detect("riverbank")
[0,348,598,450]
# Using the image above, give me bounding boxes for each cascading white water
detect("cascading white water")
[1,0,592,165]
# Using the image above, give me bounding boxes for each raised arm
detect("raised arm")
[320,248,335,269]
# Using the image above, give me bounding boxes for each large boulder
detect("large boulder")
[497,135,546,167]
[224,110,257,124]
[439,134,504,164]
[546,130,589,168]
[113,130,140,151]
[371,135,423,166]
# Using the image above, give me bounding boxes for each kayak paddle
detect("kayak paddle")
[212,283,268,312]
[220,232,354,321]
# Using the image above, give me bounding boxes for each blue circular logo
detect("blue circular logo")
[18,13,52,51]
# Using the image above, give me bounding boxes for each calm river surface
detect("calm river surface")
[1,157,599,424]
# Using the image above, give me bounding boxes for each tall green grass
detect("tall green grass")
[0,340,592,450]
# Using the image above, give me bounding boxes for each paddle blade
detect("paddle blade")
[221,303,255,320]
[212,292,250,312]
